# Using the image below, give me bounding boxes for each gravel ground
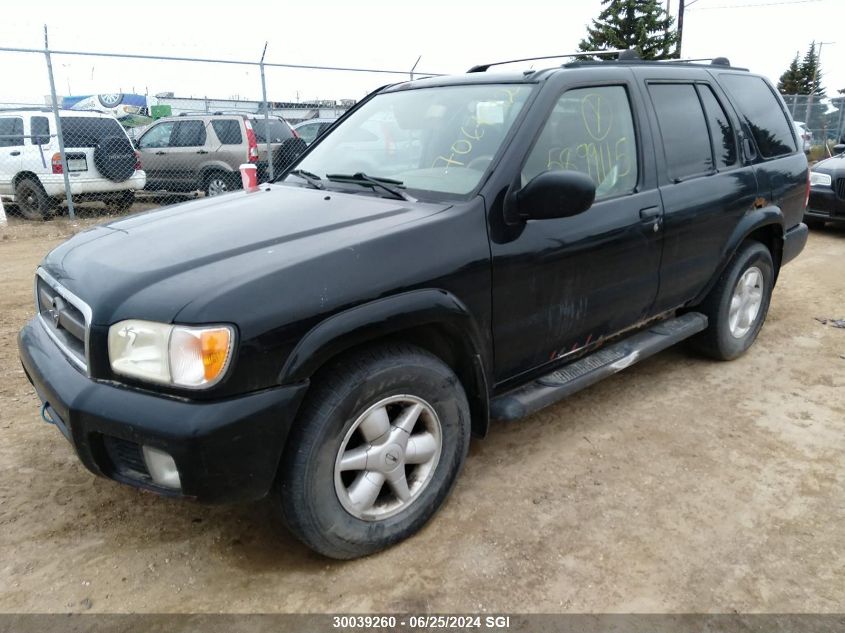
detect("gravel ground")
[1,213,844,614]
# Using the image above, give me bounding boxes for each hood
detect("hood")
[812,154,845,174]
[42,184,450,325]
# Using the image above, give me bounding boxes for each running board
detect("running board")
[490,312,708,422]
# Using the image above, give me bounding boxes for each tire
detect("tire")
[204,171,238,197]
[94,136,136,182]
[14,178,54,221]
[105,190,134,213]
[690,240,774,361]
[276,343,471,559]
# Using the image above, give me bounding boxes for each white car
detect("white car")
[0,109,146,219]
[794,121,812,153]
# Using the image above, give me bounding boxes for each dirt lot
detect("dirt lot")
[1,213,844,614]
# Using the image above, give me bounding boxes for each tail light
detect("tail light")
[51,152,63,174]
[291,127,300,139]
[244,119,258,163]
[134,150,141,171]
[804,170,810,210]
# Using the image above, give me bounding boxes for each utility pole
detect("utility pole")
[676,0,685,58]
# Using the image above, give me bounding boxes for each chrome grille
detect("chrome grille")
[836,178,845,201]
[35,268,91,372]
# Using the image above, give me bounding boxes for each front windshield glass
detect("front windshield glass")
[288,84,533,197]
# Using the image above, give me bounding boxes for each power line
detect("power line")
[688,0,824,10]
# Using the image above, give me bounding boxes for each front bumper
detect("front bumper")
[807,186,845,223]
[18,316,308,504]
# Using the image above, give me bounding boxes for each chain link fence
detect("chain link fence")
[0,36,441,222]
[781,93,845,160]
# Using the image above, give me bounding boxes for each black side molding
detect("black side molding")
[490,312,708,421]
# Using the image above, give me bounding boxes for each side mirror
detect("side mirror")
[834,144,845,156]
[504,170,596,224]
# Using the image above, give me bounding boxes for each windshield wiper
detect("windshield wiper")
[287,169,325,190]
[325,172,417,202]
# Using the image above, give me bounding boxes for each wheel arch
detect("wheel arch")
[279,289,492,438]
[13,171,44,190]
[692,206,784,305]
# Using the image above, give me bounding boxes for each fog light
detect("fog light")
[142,446,181,490]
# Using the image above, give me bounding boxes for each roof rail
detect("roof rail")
[655,56,732,66]
[467,49,626,73]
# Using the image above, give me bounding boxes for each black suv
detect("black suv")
[19,54,808,559]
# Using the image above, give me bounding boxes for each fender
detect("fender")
[279,288,492,436]
[691,205,784,305]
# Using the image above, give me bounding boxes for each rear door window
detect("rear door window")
[719,74,796,158]
[211,119,243,145]
[0,117,24,147]
[61,117,126,148]
[30,116,50,146]
[697,85,737,170]
[648,83,712,181]
[172,120,207,147]
[250,118,292,143]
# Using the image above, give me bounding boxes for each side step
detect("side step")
[490,312,708,422]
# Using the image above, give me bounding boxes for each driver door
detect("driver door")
[489,81,664,382]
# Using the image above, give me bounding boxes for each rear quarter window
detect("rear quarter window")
[719,74,796,159]
[211,119,243,145]
[61,117,126,148]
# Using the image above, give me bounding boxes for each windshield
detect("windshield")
[288,84,533,197]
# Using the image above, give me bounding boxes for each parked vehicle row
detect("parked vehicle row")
[0,109,321,218]
[0,109,144,219]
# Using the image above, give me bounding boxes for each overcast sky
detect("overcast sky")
[0,0,841,105]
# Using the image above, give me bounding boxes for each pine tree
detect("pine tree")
[798,41,827,133]
[578,0,679,60]
[777,53,803,95]
[799,41,825,97]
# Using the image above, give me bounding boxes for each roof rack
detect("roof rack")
[467,49,625,73]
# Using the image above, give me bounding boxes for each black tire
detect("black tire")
[94,136,136,183]
[805,218,825,230]
[690,240,774,360]
[203,171,238,197]
[105,190,134,213]
[14,178,54,221]
[276,343,471,559]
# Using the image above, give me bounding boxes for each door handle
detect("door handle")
[639,206,660,220]
[196,150,208,154]
[154,151,166,155]
[10,151,20,156]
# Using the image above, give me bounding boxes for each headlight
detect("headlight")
[810,172,832,187]
[108,320,234,388]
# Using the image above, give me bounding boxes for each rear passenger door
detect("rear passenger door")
[169,120,208,187]
[643,77,758,313]
[0,116,24,194]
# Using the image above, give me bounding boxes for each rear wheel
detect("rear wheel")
[14,178,55,221]
[204,171,237,197]
[690,240,774,360]
[276,343,471,559]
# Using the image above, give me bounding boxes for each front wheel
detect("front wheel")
[275,343,471,559]
[690,240,774,360]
